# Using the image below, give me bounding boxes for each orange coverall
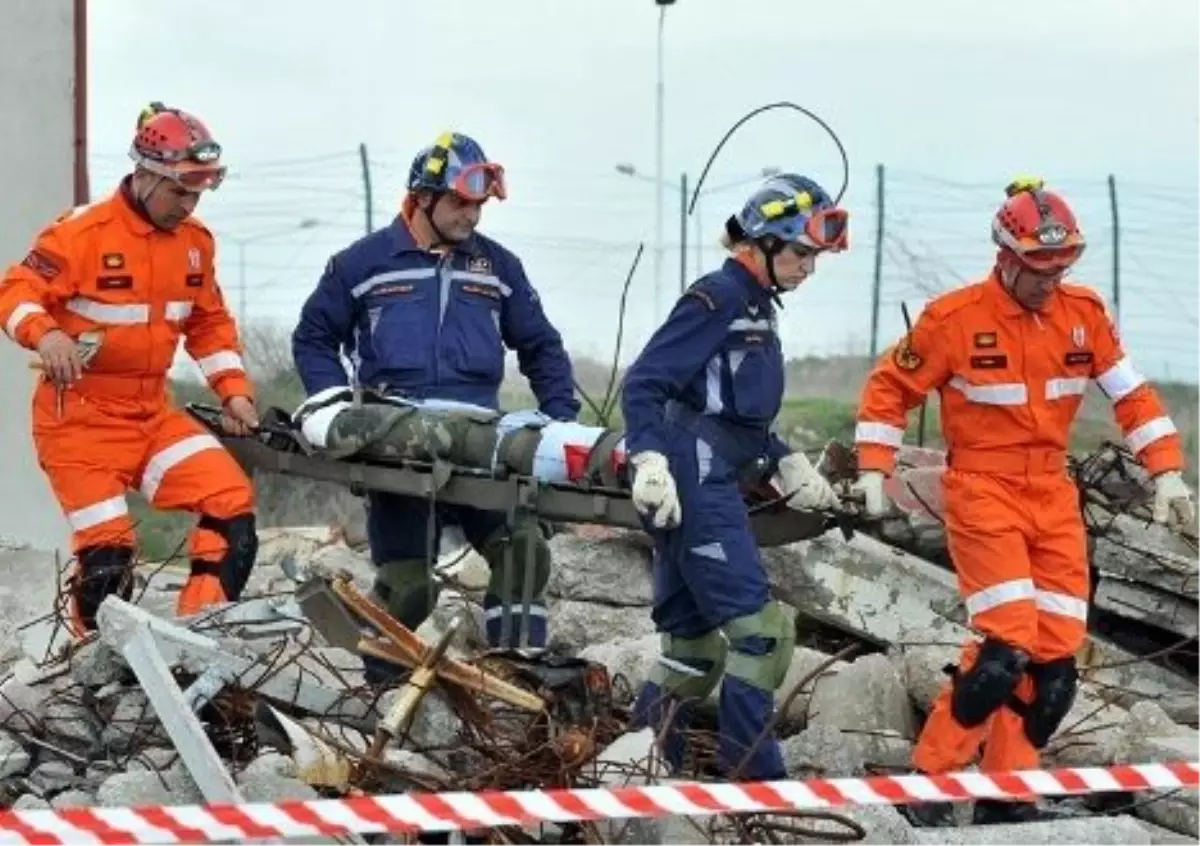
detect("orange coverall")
[0,179,258,627]
[856,272,1183,775]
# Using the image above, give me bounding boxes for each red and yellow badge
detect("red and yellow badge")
[892,335,923,371]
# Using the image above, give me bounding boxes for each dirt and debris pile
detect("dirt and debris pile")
[0,437,1193,844]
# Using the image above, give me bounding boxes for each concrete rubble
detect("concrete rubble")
[0,438,1192,844]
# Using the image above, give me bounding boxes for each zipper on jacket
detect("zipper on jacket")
[434,253,453,387]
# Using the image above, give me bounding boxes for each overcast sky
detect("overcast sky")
[86,0,1200,383]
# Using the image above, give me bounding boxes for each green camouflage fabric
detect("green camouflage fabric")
[323,402,549,476]
[324,403,499,465]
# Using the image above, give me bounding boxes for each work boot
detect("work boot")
[972,798,1041,824]
[899,801,956,827]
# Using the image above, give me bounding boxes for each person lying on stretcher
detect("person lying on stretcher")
[289,385,828,509]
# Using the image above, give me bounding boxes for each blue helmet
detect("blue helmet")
[731,173,848,252]
[407,131,507,201]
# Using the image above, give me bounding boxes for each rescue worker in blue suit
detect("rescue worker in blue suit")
[291,132,579,661]
[621,174,850,780]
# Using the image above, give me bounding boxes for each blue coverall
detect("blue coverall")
[292,214,579,648]
[621,257,793,780]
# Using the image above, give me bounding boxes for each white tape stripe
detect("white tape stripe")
[955,772,1009,800]
[1036,590,1089,622]
[445,793,524,827]
[67,494,129,532]
[1097,357,1145,401]
[855,420,904,447]
[836,778,895,806]
[1021,769,1068,797]
[895,775,951,802]
[0,762,1193,842]
[141,434,222,502]
[520,791,585,824]
[373,795,449,832]
[1046,376,1088,400]
[948,376,1028,406]
[302,800,386,836]
[769,780,834,809]
[196,350,245,377]
[11,811,101,844]
[243,804,322,838]
[1135,763,1189,788]
[1127,416,1176,454]
[704,782,768,813]
[651,785,733,816]
[165,300,194,321]
[4,302,44,338]
[89,807,184,843]
[162,805,248,840]
[65,297,149,324]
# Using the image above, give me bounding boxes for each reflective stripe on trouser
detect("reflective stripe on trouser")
[913,469,1089,775]
[32,385,254,617]
[632,431,787,781]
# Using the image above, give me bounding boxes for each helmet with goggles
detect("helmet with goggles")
[728,173,849,255]
[992,176,1085,272]
[129,102,226,192]
[407,131,506,203]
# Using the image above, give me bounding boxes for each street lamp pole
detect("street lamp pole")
[615,164,781,285]
[229,218,320,326]
[654,2,668,322]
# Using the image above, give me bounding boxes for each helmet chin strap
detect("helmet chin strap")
[757,236,790,308]
[131,169,173,230]
[726,215,788,307]
[418,192,462,249]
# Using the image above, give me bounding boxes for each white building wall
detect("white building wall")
[0,0,79,551]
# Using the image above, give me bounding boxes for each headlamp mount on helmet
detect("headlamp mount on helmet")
[995,176,1084,272]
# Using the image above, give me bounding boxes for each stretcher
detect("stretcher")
[185,400,847,548]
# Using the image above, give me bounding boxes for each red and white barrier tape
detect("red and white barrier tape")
[0,761,1195,844]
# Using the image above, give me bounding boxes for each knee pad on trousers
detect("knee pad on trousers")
[74,545,135,631]
[649,629,728,701]
[949,638,1029,728]
[371,558,438,629]
[722,600,796,692]
[196,512,258,602]
[480,519,552,604]
[1022,656,1078,748]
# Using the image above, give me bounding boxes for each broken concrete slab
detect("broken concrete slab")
[547,598,658,653]
[808,652,917,750]
[119,623,244,805]
[96,597,378,730]
[912,813,1168,844]
[781,723,866,777]
[0,729,30,779]
[546,530,654,606]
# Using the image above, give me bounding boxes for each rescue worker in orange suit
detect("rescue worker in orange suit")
[0,102,262,634]
[852,177,1195,826]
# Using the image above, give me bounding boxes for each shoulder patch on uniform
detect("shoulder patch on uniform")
[892,335,924,371]
[21,249,63,280]
[684,288,717,312]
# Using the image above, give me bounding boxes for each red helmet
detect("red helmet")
[129,102,226,191]
[991,177,1085,272]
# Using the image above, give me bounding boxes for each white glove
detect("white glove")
[1152,470,1196,533]
[773,452,839,511]
[849,470,888,518]
[630,451,682,530]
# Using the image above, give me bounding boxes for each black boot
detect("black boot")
[972,798,1041,824]
[899,801,956,827]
